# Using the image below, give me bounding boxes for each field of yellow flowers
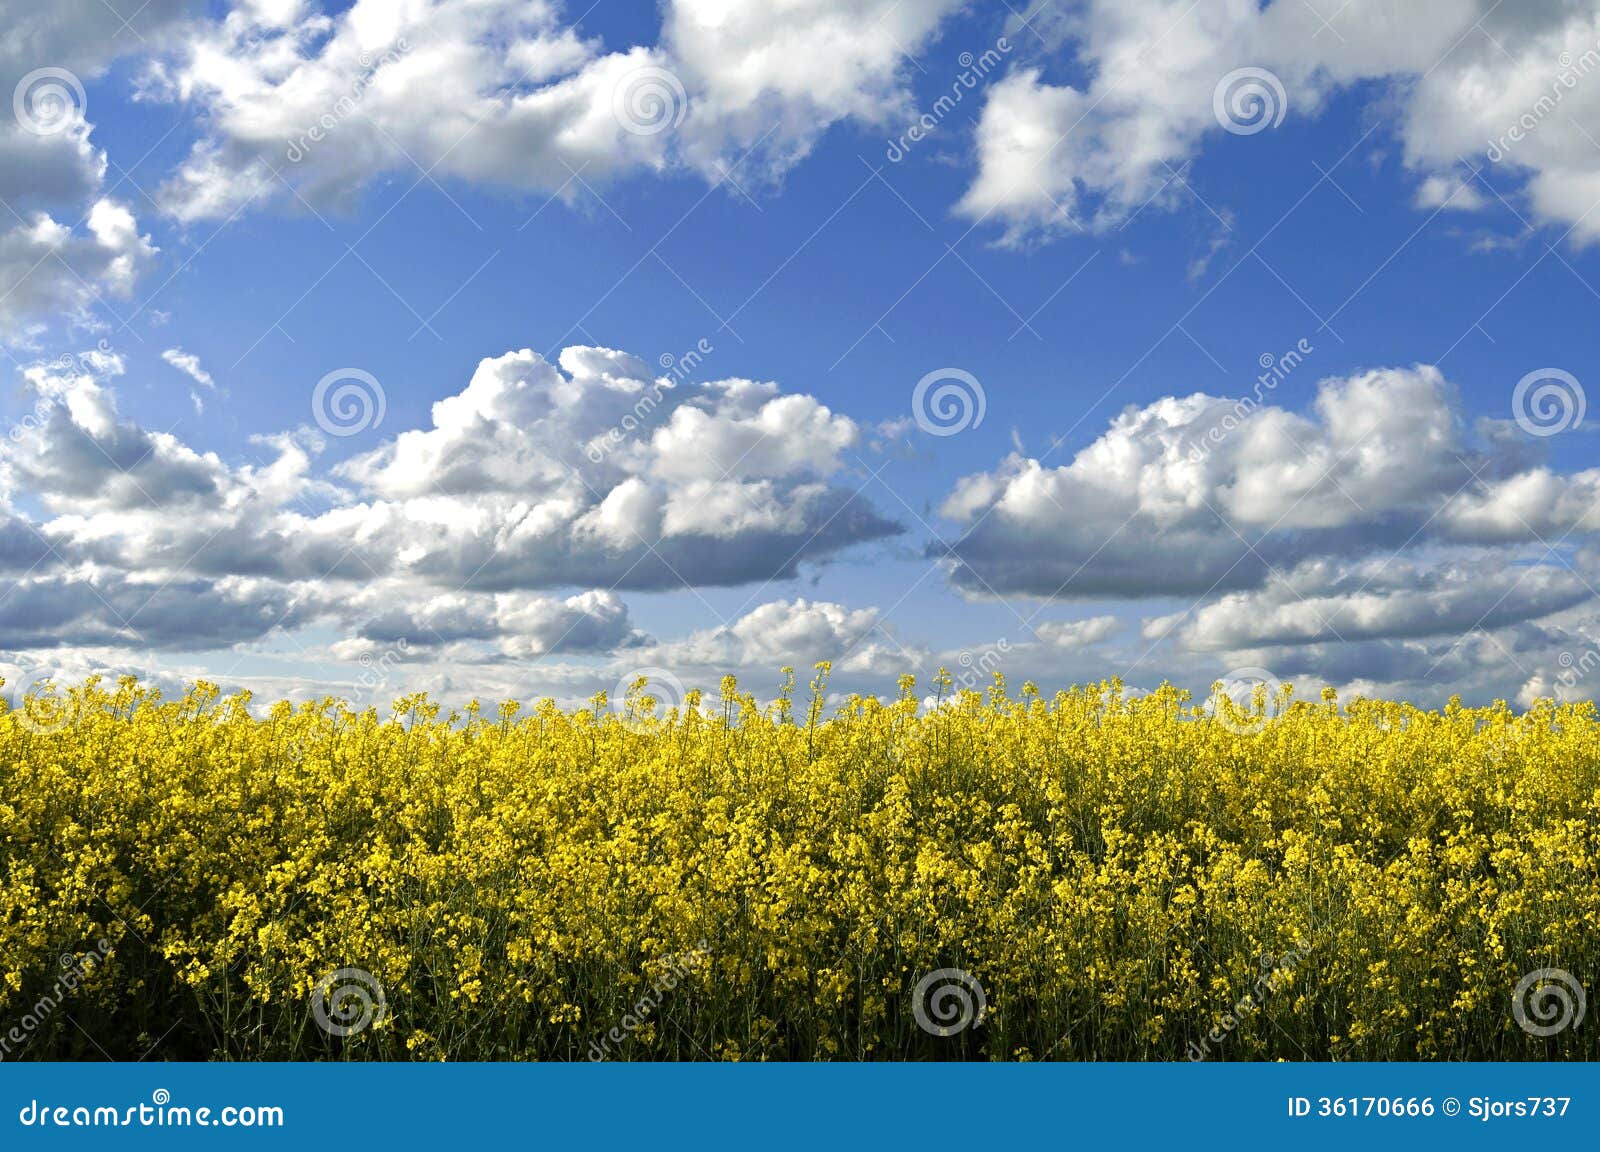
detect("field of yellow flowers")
[2,668,1596,1061]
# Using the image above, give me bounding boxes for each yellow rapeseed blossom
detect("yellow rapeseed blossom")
[1,672,1596,1060]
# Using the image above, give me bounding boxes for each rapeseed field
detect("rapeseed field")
[2,668,1594,1060]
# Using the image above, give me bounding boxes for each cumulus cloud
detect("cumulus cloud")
[1035,615,1120,649]
[9,353,227,511]
[8,342,1597,709]
[1,2,172,340]
[1148,558,1597,652]
[922,350,1600,708]
[661,0,967,180]
[0,199,157,339]
[1,644,200,710]
[145,0,965,221]
[150,1,669,220]
[338,586,646,659]
[13,0,1597,269]
[9,1,1600,712]
[322,345,899,591]
[0,115,105,209]
[298,596,930,713]
[0,0,195,77]
[1163,606,1600,712]
[942,365,1600,660]
[959,0,1600,246]
[642,597,921,677]
[4,574,301,652]
[0,342,898,665]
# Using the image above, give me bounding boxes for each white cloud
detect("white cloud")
[1152,557,1596,651]
[0,3,180,339]
[161,347,216,390]
[645,597,919,676]
[0,199,157,338]
[14,0,1599,267]
[959,1,1600,246]
[1415,173,1486,212]
[162,347,216,413]
[9,342,1597,710]
[152,2,676,220]
[662,0,967,181]
[9,351,223,510]
[0,342,899,665]
[0,0,195,77]
[941,365,1600,643]
[141,0,968,220]
[322,346,897,591]
[334,586,645,659]
[1035,615,1120,649]
[0,115,105,208]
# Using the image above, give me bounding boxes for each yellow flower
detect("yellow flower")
[0,674,1594,1060]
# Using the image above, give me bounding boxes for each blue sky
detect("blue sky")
[5,0,1600,711]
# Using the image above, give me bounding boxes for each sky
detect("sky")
[4,0,1600,714]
